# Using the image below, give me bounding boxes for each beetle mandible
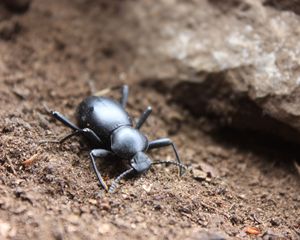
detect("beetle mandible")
[46,85,186,193]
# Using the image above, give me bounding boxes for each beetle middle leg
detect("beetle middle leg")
[136,106,152,129]
[90,149,114,191]
[147,138,185,176]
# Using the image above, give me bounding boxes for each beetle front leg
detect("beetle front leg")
[90,149,113,191]
[147,138,185,176]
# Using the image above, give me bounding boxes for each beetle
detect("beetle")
[45,85,186,193]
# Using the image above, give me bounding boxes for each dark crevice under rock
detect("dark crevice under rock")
[140,76,300,145]
[208,0,252,13]
[263,0,300,15]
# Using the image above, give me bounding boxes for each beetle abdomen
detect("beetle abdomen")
[76,96,132,140]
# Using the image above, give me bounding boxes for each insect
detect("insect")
[45,85,186,193]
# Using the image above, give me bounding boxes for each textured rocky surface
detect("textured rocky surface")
[115,0,300,141]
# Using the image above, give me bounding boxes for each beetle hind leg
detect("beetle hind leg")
[39,130,81,145]
[50,111,80,131]
[120,85,129,108]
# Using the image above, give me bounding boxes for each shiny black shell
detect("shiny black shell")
[76,96,133,143]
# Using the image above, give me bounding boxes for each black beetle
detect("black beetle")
[45,85,186,193]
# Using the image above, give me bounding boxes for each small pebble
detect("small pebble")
[192,169,207,181]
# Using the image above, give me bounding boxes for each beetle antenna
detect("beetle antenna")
[109,168,135,193]
[152,160,187,174]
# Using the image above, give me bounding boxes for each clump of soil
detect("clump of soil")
[0,1,299,239]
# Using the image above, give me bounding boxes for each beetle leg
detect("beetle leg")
[82,128,103,146]
[50,111,80,131]
[120,85,129,108]
[90,149,113,191]
[40,128,103,146]
[39,130,81,145]
[136,106,152,129]
[147,138,185,176]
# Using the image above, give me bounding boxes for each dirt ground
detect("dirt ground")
[0,1,299,239]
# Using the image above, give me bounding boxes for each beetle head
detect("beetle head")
[130,152,152,173]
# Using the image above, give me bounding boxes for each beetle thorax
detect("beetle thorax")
[111,126,148,158]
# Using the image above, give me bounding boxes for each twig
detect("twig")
[6,156,16,175]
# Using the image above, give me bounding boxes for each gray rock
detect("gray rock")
[192,168,208,181]
[113,0,300,141]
